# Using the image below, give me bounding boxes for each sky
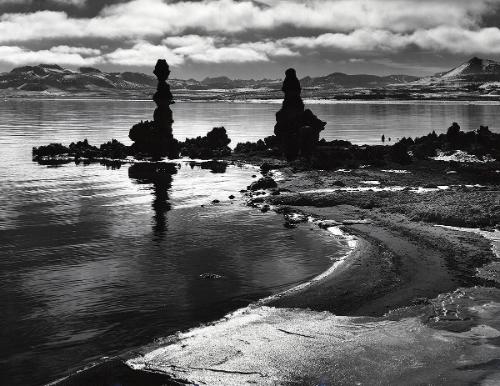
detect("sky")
[0,0,500,79]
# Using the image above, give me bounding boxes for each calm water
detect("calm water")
[1,99,499,385]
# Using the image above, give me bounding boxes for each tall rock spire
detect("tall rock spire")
[274,68,326,160]
[129,59,179,158]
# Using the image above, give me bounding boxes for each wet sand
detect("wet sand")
[267,206,493,316]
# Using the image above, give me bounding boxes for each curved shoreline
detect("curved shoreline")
[48,164,358,386]
[257,222,362,307]
[49,162,499,385]
[122,216,500,385]
[264,204,495,316]
[53,213,499,386]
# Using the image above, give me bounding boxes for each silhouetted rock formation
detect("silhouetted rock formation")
[397,122,500,161]
[274,68,326,160]
[234,135,279,154]
[32,138,131,166]
[180,127,231,159]
[129,59,179,158]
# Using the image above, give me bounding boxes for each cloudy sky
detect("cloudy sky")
[1,0,500,79]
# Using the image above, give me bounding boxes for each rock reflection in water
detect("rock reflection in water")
[128,163,177,237]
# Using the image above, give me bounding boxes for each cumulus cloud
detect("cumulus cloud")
[0,0,86,6]
[0,0,497,43]
[103,35,298,66]
[103,41,184,66]
[281,27,500,55]
[411,26,500,54]
[0,0,499,72]
[50,45,100,55]
[0,45,101,66]
[163,35,297,63]
[96,0,495,34]
[282,30,412,52]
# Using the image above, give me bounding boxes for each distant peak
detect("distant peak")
[79,67,102,74]
[468,57,482,64]
[39,64,64,70]
[202,76,232,82]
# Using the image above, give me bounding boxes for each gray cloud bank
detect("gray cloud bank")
[0,0,499,76]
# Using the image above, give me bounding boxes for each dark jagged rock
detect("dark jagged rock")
[260,161,283,174]
[199,160,228,173]
[33,143,69,157]
[234,136,279,154]
[129,59,179,158]
[399,122,500,161]
[234,139,267,153]
[180,127,231,159]
[274,68,326,160]
[33,139,131,164]
[248,176,277,191]
[69,139,99,159]
[99,139,130,159]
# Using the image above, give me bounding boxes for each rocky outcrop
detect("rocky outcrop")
[248,176,277,191]
[274,68,326,160]
[180,127,231,159]
[129,59,180,158]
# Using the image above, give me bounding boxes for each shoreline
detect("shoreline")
[49,162,359,386]
[123,213,500,385]
[124,161,499,384]
[256,220,362,307]
[264,206,495,316]
[48,158,500,385]
[4,96,500,105]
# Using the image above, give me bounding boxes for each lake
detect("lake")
[0,99,499,385]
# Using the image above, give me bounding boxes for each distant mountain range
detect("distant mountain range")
[0,64,417,92]
[1,57,499,99]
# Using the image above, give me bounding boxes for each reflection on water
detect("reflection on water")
[128,163,177,238]
[0,159,347,386]
[1,99,499,386]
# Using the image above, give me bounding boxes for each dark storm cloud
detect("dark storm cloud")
[0,0,499,77]
[0,0,127,17]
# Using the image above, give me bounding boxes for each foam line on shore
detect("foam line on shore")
[256,220,359,306]
[298,184,485,194]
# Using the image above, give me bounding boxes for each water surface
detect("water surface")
[1,99,499,385]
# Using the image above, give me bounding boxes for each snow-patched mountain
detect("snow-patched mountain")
[416,57,500,85]
[0,64,157,92]
[0,63,419,94]
[2,60,500,99]
[0,64,280,93]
